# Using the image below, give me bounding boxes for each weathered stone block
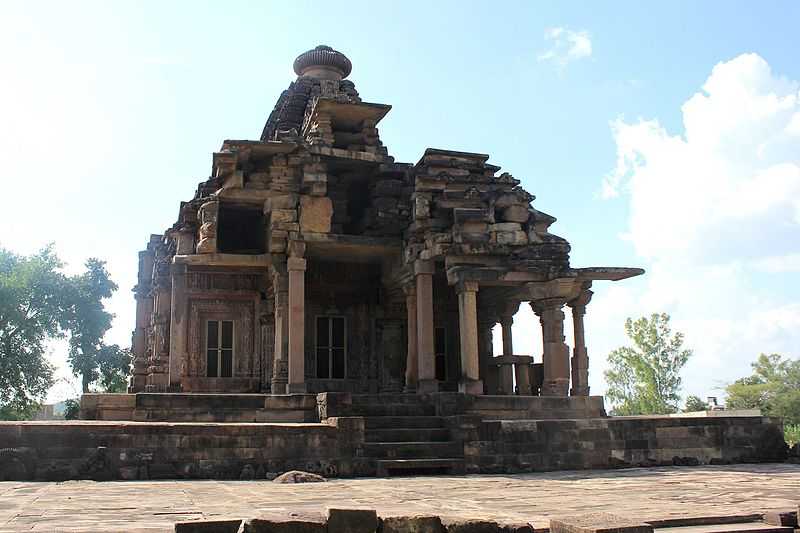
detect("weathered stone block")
[243,516,326,533]
[763,511,797,527]
[495,231,528,245]
[266,195,299,211]
[271,209,297,223]
[488,223,522,232]
[444,518,501,532]
[299,196,332,233]
[550,513,653,533]
[327,508,378,533]
[382,516,444,533]
[174,519,243,533]
[499,205,529,223]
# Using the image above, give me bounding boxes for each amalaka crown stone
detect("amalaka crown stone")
[293,44,352,80]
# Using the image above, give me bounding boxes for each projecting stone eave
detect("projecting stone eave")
[573,266,645,281]
[416,147,491,166]
[304,98,391,134]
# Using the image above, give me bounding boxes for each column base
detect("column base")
[459,378,484,396]
[416,379,439,394]
[271,381,288,394]
[288,383,307,394]
[541,379,570,397]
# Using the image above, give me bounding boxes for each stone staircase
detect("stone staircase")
[349,394,465,476]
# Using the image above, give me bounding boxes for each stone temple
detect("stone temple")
[0,46,786,481]
[128,44,642,398]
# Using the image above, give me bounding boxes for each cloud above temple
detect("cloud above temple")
[595,53,800,398]
[537,27,593,70]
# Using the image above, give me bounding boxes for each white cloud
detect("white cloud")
[538,27,592,70]
[596,53,800,399]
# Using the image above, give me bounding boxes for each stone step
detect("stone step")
[363,441,463,459]
[350,404,435,417]
[350,394,430,405]
[364,416,446,429]
[375,458,465,477]
[365,428,451,443]
[131,409,309,423]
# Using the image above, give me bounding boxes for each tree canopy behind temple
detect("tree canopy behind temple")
[604,313,693,416]
[726,353,800,425]
[0,246,130,419]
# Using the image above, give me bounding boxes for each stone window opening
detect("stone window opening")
[435,326,447,381]
[343,179,370,234]
[316,315,346,379]
[217,204,265,254]
[206,319,234,378]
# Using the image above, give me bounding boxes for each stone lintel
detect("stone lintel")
[310,98,391,131]
[173,253,270,268]
[419,147,491,165]
[574,267,645,282]
[525,278,581,301]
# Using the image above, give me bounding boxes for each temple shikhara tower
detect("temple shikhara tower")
[129,45,642,398]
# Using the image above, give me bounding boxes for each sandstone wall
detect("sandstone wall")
[458,415,787,473]
[0,417,364,481]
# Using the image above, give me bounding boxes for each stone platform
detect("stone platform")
[0,405,787,481]
[1,464,798,532]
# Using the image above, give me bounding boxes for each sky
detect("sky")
[1,1,798,404]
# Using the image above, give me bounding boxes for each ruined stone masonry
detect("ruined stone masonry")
[0,46,787,483]
[128,45,643,398]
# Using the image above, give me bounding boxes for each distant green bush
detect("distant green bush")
[785,424,800,447]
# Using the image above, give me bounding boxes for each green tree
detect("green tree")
[0,247,67,418]
[61,259,130,392]
[726,353,800,425]
[604,313,693,415]
[0,247,129,420]
[684,394,708,412]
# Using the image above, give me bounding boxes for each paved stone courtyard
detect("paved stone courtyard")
[1,464,798,532]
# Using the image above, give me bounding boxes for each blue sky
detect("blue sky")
[1,1,799,402]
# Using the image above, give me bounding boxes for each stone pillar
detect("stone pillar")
[531,298,570,396]
[270,262,289,394]
[500,316,514,356]
[168,263,188,390]
[415,259,437,394]
[568,289,593,397]
[128,290,151,392]
[404,283,418,392]
[287,255,307,393]
[457,281,483,395]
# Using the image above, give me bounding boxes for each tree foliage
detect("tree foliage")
[684,394,708,412]
[726,353,800,425]
[0,246,130,419]
[604,313,693,416]
[0,247,65,417]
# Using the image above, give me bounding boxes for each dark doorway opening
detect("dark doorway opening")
[218,205,265,254]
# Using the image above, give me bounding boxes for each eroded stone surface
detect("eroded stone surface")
[1,465,798,532]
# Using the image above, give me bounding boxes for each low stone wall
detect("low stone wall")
[0,417,363,481]
[463,395,607,420]
[457,415,788,473]
[81,393,319,422]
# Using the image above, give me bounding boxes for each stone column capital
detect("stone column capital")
[568,289,593,311]
[530,297,567,315]
[455,280,479,294]
[414,259,435,276]
[287,257,307,271]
